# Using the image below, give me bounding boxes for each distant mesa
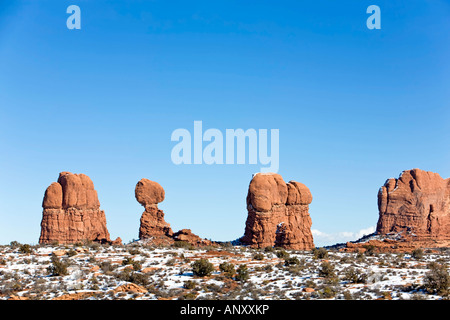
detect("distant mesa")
[136,178,213,247]
[240,172,315,250]
[342,168,450,253]
[39,172,121,245]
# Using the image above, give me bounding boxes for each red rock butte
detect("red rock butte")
[241,172,315,250]
[343,168,450,253]
[39,172,121,245]
[136,178,213,247]
[377,168,450,242]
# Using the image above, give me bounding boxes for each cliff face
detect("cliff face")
[377,168,450,241]
[241,173,315,250]
[39,172,120,245]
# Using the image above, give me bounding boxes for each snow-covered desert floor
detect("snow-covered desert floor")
[0,241,448,300]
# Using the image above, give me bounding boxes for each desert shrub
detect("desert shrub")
[100,261,116,273]
[166,258,177,266]
[339,255,351,264]
[132,261,142,271]
[10,241,20,248]
[284,257,300,266]
[263,264,273,272]
[192,259,214,277]
[18,244,33,254]
[306,280,317,289]
[74,241,84,247]
[47,256,69,276]
[122,257,142,271]
[253,253,265,261]
[182,292,198,300]
[183,280,197,289]
[312,247,328,260]
[67,248,78,257]
[173,241,194,250]
[275,249,290,259]
[115,268,150,286]
[219,262,235,277]
[88,241,100,251]
[264,246,275,253]
[343,267,367,284]
[411,248,424,260]
[219,241,233,248]
[364,245,376,256]
[356,251,365,262]
[235,264,249,282]
[286,265,306,276]
[128,248,141,255]
[204,283,222,293]
[343,290,353,300]
[424,262,450,295]
[319,286,337,299]
[122,257,134,265]
[318,261,335,278]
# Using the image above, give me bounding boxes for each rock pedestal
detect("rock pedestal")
[241,173,315,250]
[39,172,120,245]
[136,178,173,242]
[136,178,213,247]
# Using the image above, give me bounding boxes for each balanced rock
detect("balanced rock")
[39,172,120,245]
[135,178,165,207]
[136,178,173,243]
[136,178,213,247]
[377,168,450,241]
[241,173,315,250]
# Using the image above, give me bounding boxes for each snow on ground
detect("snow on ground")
[0,241,448,300]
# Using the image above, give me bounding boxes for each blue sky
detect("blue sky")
[0,1,449,246]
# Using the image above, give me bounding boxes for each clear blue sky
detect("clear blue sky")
[0,1,449,246]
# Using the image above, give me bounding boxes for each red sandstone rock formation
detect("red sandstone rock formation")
[136,178,213,247]
[342,168,450,253]
[241,173,315,250]
[377,168,450,241]
[173,229,214,246]
[341,239,421,253]
[39,172,121,245]
[136,178,173,243]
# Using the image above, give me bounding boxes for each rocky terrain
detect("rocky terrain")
[2,168,447,301]
[0,240,448,300]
